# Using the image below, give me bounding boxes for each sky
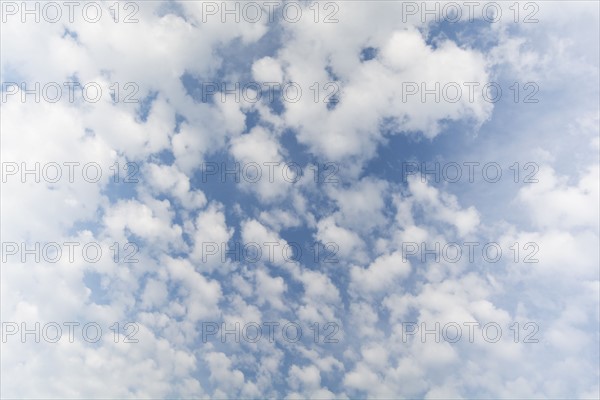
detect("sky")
[1,1,599,398]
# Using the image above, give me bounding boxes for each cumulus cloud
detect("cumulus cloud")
[2,1,598,398]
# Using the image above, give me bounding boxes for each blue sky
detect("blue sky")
[1,1,599,398]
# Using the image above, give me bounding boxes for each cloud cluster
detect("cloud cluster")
[2,1,598,398]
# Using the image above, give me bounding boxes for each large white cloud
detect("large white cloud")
[2,1,598,398]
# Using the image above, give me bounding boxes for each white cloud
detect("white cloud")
[189,203,235,272]
[2,1,598,398]
[408,176,481,237]
[350,251,411,297]
[517,164,599,231]
[252,56,284,83]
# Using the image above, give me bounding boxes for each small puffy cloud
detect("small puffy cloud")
[252,56,284,83]
[350,251,411,297]
[254,268,288,311]
[517,164,599,231]
[326,178,389,233]
[189,203,234,272]
[145,163,206,210]
[103,198,183,249]
[315,216,368,264]
[288,364,321,392]
[408,177,481,237]
[229,126,294,202]
[141,278,169,309]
